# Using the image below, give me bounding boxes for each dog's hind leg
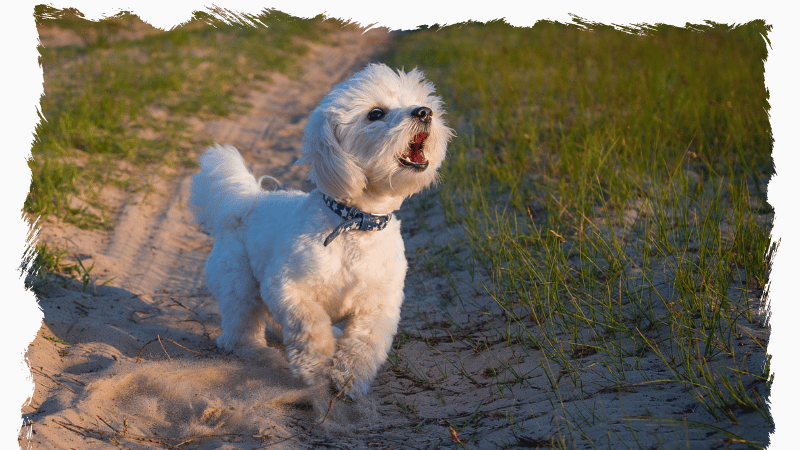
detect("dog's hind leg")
[205,234,270,352]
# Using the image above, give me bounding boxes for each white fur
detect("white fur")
[191,64,453,398]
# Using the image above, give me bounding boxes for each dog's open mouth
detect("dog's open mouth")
[399,132,429,171]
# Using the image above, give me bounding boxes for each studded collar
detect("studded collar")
[321,193,392,246]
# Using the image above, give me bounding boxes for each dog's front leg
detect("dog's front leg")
[329,295,402,399]
[275,290,337,386]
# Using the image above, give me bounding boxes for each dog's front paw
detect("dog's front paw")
[216,334,287,365]
[216,333,268,353]
[286,340,335,386]
[328,338,380,399]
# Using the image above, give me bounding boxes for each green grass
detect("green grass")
[384,19,774,447]
[22,241,109,293]
[44,335,71,346]
[28,6,330,229]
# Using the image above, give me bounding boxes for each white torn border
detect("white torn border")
[3,1,795,449]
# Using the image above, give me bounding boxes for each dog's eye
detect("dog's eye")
[367,108,386,121]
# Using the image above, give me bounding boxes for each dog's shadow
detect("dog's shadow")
[29,277,370,441]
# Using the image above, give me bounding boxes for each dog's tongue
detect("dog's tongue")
[408,132,428,163]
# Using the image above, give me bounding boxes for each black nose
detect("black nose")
[411,106,433,124]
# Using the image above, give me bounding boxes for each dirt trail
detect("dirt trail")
[21,26,407,449]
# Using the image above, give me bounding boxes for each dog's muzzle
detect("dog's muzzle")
[399,107,433,171]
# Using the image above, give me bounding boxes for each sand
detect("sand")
[20,23,773,450]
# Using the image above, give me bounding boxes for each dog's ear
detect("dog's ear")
[300,112,367,201]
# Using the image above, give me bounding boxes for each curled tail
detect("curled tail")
[190,145,262,235]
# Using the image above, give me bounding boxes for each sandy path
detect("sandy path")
[22,26,403,450]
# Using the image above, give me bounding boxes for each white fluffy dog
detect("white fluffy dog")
[190,63,453,398]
